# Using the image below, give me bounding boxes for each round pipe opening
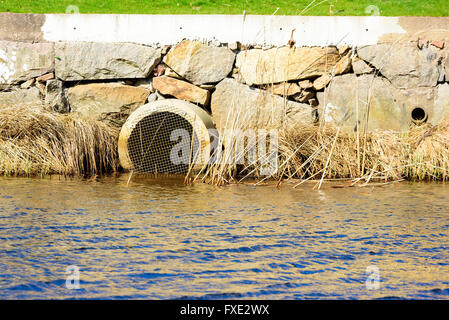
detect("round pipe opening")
[411,107,427,123]
[118,99,216,175]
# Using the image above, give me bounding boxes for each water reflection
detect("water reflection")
[0,176,448,299]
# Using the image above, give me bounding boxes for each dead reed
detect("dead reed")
[279,120,449,185]
[188,118,449,187]
[0,105,119,176]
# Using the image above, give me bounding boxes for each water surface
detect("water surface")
[0,176,448,299]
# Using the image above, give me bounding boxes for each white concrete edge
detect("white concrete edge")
[41,14,407,46]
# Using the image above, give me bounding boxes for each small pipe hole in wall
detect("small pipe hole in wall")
[411,107,428,124]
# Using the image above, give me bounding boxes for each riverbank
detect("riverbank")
[2,105,449,187]
[180,117,449,186]
[1,14,449,186]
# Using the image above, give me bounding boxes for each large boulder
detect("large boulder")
[235,46,340,85]
[152,76,210,105]
[55,42,161,81]
[0,87,42,108]
[317,74,406,132]
[0,41,54,84]
[386,85,449,127]
[389,87,436,124]
[67,83,150,127]
[317,74,449,132]
[211,78,313,131]
[163,40,235,85]
[432,83,449,124]
[357,44,441,89]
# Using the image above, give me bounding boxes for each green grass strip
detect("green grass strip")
[0,0,448,16]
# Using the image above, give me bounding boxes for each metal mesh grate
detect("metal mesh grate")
[127,111,200,174]
[119,99,216,174]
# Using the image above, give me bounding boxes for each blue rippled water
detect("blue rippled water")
[0,176,448,299]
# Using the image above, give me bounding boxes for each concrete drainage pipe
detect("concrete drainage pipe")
[118,99,216,174]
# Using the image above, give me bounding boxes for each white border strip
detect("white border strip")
[42,14,407,46]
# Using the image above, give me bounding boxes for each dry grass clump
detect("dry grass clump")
[279,123,404,182]
[279,120,449,184]
[0,105,119,176]
[185,128,246,186]
[405,120,449,181]
[190,118,449,187]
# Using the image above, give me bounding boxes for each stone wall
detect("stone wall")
[1,13,449,132]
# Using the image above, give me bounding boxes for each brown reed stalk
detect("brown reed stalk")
[0,105,119,176]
